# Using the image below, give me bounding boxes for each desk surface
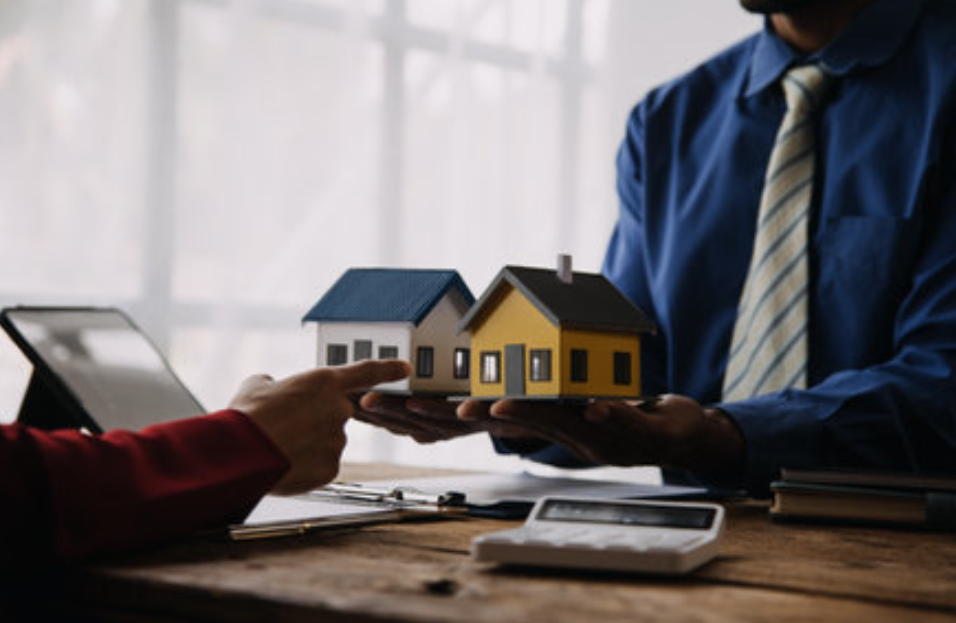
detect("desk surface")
[25,464,956,623]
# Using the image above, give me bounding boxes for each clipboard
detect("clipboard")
[229,471,708,540]
[228,483,467,540]
[355,471,709,519]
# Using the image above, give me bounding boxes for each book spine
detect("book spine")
[925,492,956,531]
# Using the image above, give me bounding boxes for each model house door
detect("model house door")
[504,344,525,396]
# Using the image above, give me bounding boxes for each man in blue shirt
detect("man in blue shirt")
[359,0,956,493]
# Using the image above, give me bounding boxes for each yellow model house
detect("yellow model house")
[458,257,656,400]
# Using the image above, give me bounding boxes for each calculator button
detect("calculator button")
[588,535,625,549]
[610,543,641,552]
[523,529,565,545]
[672,537,705,550]
[646,536,699,552]
[634,535,663,547]
[560,531,596,544]
[600,538,646,552]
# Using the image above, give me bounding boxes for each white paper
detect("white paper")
[242,494,394,527]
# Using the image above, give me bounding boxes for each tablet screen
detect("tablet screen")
[1,307,205,432]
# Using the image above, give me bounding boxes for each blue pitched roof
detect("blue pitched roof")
[303,268,475,326]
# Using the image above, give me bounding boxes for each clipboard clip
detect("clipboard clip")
[315,483,467,508]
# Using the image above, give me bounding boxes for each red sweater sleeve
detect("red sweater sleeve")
[0,410,289,566]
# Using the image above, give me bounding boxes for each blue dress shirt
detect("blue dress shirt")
[514,0,956,492]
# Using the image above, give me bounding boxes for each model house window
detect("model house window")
[327,344,348,366]
[570,349,588,382]
[614,351,632,385]
[379,345,399,359]
[454,348,470,379]
[417,346,434,378]
[481,351,501,384]
[529,349,552,382]
[354,340,373,361]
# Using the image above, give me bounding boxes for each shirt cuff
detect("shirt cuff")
[717,393,824,496]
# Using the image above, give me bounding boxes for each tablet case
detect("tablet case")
[1,307,103,432]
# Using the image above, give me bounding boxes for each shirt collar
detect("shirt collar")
[743,0,927,98]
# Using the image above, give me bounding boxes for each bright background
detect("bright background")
[0,0,758,474]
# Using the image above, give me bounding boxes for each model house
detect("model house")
[457,256,656,400]
[303,268,475,395]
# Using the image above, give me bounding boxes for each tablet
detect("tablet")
[0,306,205,433]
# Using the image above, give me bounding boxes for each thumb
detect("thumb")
[329,359,412,392]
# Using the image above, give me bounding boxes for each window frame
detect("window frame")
[613,351,632,386]
[121,0,595,355]
[480,351,501,384]
[570,348,588,383]
[529,348,552,382]
[354,339,373,361]
[453,347,470,379]
[379,345,399,359]
[327,343,349,366]
[416,346,435,378]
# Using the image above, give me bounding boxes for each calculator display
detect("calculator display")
[538,500,716,529]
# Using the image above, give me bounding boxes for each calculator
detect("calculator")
[471,497,725,575]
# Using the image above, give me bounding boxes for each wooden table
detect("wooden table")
[12,464,956,623]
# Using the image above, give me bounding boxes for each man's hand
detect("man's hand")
[230,360,411,495]
[356,392,541,443]
[458,394,746,480]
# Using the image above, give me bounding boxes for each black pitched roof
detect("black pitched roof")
[457,266,656,335]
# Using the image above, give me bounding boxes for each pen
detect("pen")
[315,483,466,507]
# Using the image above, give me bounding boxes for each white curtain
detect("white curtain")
[0,0,757,471]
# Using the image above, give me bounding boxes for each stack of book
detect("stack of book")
[770,468,956,531]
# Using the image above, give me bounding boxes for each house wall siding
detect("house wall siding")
[560,329,641,398]
[410,292,472,394]
[467,286,560,398]
[315,322,412,392]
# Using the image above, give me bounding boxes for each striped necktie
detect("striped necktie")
[722,64,833,401]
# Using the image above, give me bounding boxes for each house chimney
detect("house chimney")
[557,254,573,284]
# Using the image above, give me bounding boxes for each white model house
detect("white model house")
[302,268,475,395]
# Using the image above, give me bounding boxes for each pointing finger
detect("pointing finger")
[328,359,412,392]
